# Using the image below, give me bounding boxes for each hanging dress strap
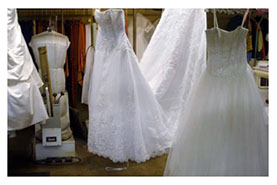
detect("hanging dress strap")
[213,9,219,28]
[241,9,249,27]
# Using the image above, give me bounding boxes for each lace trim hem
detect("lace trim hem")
[88,147,169,164]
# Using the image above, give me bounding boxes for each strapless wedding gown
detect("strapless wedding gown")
[87,9,171,163]
[8,8,48,131]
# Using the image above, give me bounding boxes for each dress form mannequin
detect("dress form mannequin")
[30,30,72,140]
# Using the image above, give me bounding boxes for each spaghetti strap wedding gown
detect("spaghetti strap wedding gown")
[87,9,171,163]
[164,10,268,176]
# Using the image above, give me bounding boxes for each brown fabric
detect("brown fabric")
[65,56,70,78]
[37,21,46,34]
[78,22,86,86]
[69,20,79,108]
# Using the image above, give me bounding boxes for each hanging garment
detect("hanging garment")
[8,8,48,131]
[81,46,94,104]
[68,21,79,108]
[252,20,267,60]
[246,19,253,63]
[87,9,171,163]
[85,23,92,50]
[29,31,72,140]
[246,19,253,52]
[164,10,268,176]
[81,23,94,104]
[127,13,159,61]
[140,9,207,136]
[37,21,48,34]
[136,13,159,61]
[77,22,86,86]
[257,27,266,59]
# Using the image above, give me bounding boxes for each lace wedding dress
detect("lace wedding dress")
[140,9,206,136]
[164,10,268,176]
[87,9,171,163]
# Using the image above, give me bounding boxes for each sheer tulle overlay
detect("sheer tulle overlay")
[140,9,206,137]
[164,18,268,175]
[164,67,268,176]
[87,9,171,163]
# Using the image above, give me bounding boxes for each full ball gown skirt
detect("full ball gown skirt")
[164,25,268,176]
[87,9,171,163]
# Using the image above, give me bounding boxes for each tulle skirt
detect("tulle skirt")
[88,49,171,163]
[164,66,268,176]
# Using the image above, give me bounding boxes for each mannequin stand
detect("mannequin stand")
[105,161,130,171]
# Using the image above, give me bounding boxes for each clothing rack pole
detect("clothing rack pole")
[17,9,96,22]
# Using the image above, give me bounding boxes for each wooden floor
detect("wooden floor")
[8,138,168,176]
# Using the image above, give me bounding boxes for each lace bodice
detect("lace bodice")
[95,9,131,51]
[206,10,249,77]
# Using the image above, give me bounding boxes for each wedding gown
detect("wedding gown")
[8,8,48,131]
[87,9,171,163]
[164,10,268,176]
[140,9,206,136]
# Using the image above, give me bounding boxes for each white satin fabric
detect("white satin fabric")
[140,9,207,136]
[164,23,268,175]
[87,9,171,163]
[81,23,95,104]
[81,47,94,104]
[8,8,48,131]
